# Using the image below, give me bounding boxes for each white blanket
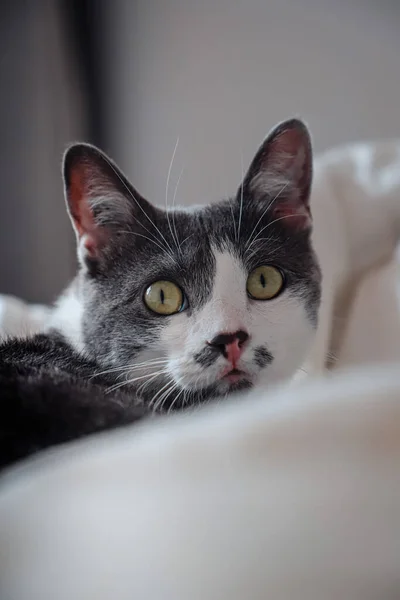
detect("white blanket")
[0,363,399,599]
[0,295,49,339]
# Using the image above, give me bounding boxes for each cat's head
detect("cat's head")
[60,118,321,409]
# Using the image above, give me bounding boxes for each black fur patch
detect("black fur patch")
[194,347,218,367]
[253,346,274,368]
[0,334,147,470]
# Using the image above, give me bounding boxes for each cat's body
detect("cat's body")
[1,120,400,471]
[0,334,148,468]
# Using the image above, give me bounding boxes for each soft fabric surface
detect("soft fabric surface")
[312,139,400,368]
[0,295,49,339]
[0,363,399,599]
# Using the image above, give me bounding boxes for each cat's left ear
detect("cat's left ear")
[240,118,313,230]
[63,143,155,269]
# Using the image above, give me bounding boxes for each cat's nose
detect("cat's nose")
[207,330,249,366]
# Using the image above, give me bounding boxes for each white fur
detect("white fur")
[47,284,85,352]
[164,248,313,392]
[0,363,399,599]
[0,295,50,339]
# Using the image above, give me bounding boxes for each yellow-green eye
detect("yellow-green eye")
[144,280,184,315]
[246,266,284,300]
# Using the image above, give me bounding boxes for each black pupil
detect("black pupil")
[160,289,165,304]
[260,273,266,287]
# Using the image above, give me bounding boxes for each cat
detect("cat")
[2,117,400,470]
[0,118,323,469]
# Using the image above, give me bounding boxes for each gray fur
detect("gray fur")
[69,156,320,373]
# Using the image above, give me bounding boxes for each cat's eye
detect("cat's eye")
[144,280,185,315]
[246,266,284,300]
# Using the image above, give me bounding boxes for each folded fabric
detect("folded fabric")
[0,363,399,600]
[0,294,50,339]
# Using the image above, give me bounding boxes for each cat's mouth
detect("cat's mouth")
[222,367,249,385]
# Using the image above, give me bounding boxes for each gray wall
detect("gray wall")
[3,0,400,302]
[102,0,400,207]
[0,1,85,303]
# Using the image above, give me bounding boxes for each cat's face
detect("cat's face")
[63,119,321,409]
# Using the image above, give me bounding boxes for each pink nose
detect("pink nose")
[225,339,243,367]
[207,330,249,367]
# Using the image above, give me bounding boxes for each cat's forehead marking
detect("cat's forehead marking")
[193,247,249,334]
[211,248,247,305]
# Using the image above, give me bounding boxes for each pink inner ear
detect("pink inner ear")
[267,128,312,230]
[272,199,312,231]
[68,165,108,258]
[69,166,93,235]
[270,127,303,157]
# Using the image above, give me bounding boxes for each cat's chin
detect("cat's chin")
[224,379,254,394]
[165,376,254,411]
[207,375,254,398]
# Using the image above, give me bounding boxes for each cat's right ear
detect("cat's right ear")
[63,143,153,268]
[240,119,313,232]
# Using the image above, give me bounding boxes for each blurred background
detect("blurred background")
[1,0,400,303]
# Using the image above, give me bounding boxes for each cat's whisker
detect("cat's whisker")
[187,389,197,409]
[104,363,169,383]
[177,373,207,410]
[158,382,180,413]
[179,233,193,248]
[151,382,175,412]
[245,213,304,256]
[246,241,315,264]
[190,390,199,409]
[91,358,170,380]
[151,378,177,412]
[162,388,179,413]
[113,362,168,382]
[181,390,188,409]
[172,165,185,253]
[164,381,184,412]
[237,152,244,243]
[105,371,166,394]
[105,369,169,395]
[136,371,166,397]
[136,375,159,396]
[165,136,181,253]
[230,202,237,242]
[244,182,290,251]
[100,361,166,383]
[120,231,176,263]
[130,216,174,257]
[186,376,202,409]
[137,361,188,396]
[262,180,291,214]
[244,238,280,262]
[166,377,185,413]
[99,152,176,256]
[244,239,288,263]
